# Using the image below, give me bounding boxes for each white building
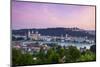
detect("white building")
[28,30,41,40]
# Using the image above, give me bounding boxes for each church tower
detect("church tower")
[28,30,31,39]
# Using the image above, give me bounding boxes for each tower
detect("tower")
[66,34,68,38]
[28,30,31,39]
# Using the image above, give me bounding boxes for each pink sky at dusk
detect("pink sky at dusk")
[12,1,96,30]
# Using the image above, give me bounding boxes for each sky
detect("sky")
[12,1,95,30]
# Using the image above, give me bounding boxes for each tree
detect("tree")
[47,48,60,64]
[12,48,22,66]
[90,45,96,54]
[65,46,81,62]
[48,51,60,64]
[20,53,33,65]
[57,48,65,58]
[35,48,47,64]
[12,48,33,66]
[80,50,96,61]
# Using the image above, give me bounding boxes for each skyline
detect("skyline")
[12,1,96,30]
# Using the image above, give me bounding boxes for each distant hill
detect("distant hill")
[12,27,95,38]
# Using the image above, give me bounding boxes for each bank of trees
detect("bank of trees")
[80,50,96,61]
[12,48,33,66]
[12,45,96,66]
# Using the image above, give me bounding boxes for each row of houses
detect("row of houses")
[12,41,88,55]
[12,41,50,54]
